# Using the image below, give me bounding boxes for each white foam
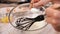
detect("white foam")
[29,20,47,30]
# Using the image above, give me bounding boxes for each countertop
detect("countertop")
[0,3,19,8]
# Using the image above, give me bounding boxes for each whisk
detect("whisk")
[15,15,44,31]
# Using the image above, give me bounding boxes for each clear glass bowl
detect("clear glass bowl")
[8,3,48,31]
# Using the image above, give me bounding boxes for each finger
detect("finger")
[46,17,56,25]
[30,0,40,8]
[45,7,60,18]
[33,3,39,8]
[52,4,60,9]
[46,17,60,25]
[31,0,40,3]
[33,2,42,8]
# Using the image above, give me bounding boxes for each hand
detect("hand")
[45,4,60,32]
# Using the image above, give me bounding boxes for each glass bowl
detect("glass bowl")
[8,3,48,31]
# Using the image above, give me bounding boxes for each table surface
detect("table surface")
[0,3,19,8]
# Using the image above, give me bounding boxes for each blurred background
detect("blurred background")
[0,0,30,3]
[0,0,30,7]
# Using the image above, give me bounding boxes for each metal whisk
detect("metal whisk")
[15,15,44,31]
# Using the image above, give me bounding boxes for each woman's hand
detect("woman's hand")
[31,0,51,8]
[45,4,60,32]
